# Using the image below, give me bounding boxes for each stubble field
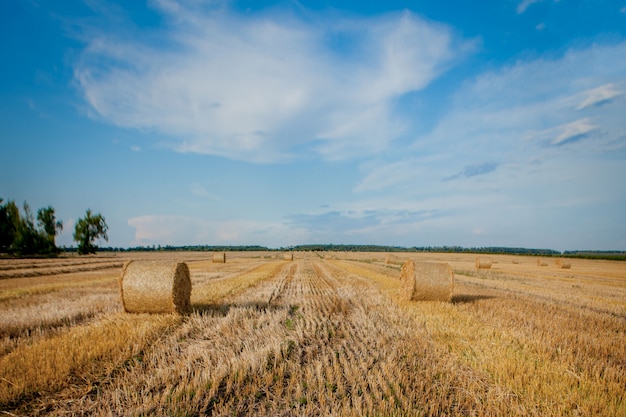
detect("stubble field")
[0,251,624,416]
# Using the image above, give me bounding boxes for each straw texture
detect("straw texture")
[284,252,294,261]
[120,261,191,314]
[400,260,454,302]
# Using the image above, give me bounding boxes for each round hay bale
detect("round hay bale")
[284,252,294,261]
[555,258,572,269]
[400,258,415,280]
[212,252,226,263]
[537,259,548,266]
[385,254,402,265]
[120,261,191,314]
[475,257,492,269]
[400,260,454,302]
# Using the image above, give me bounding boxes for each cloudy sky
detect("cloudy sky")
[2,0,625,250]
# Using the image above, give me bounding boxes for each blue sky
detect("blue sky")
[1,0,625,250]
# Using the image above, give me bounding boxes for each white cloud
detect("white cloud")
[74,4,471,163]
[128,215,198,244]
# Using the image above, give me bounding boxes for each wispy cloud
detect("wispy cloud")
[285,204,455,244]
[288,211,379,233]
[573,83,623,110]
[444,162,498,181]
[127,215,200,244]
[74,3,472,163]
[418,41,626,157]
[350,40,626,248]
[190,182,221,200]
[525,117,602,147]
[516,0,561,14]
[127,214,305,247]
[354,158,431,192]
[551,118,598,146]
[517,0,543,14]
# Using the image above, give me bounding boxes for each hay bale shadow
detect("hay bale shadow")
[191,302,231,317]
[451,294,496,304]
[191,301,288,316]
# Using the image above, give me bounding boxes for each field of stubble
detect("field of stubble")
[1,251,624,416]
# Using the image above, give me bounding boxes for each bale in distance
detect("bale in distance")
[555,258,572,269]
[537,259,548,266]
[385,254,403,265]
[119,261,191,314]
[284,252,294,261]
[400,260,454,302]
[212,252,226,263]
[475,257,492,269]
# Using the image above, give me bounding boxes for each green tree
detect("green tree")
[1,199,64,256]
[73,209,108,255]
[37,206,63,253]
[0,198,20,253]
[12,202,49,256]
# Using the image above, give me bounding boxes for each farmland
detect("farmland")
[1,252,625,416]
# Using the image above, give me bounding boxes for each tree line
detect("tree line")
[92,245,270,253]
[0,198,108,256]
[287,244,561,255]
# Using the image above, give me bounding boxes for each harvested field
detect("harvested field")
[0,251,624,416]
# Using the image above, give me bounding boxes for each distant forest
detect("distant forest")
[73,244,626,261]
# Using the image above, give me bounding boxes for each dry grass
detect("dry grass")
[0,252,624,416]
[0,259,123,279]
[191,261,290,310]
[0,275,116,302]
[0,313,179,407]
[332,256,626,415]
[0,285,120,356]
[0,267,123,357]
